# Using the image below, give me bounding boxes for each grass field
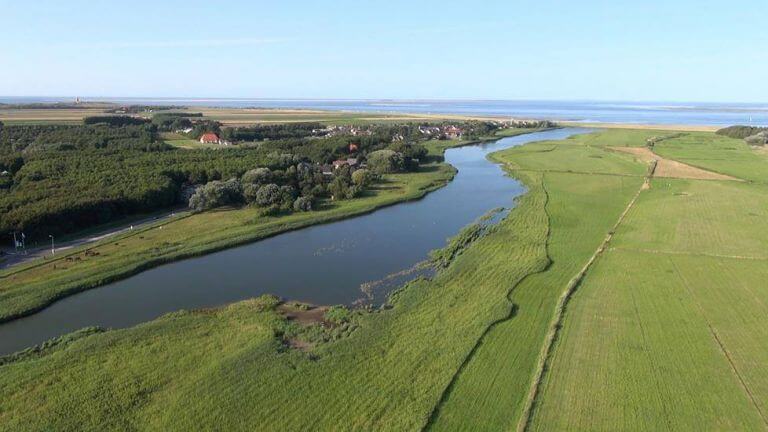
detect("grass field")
[528,144,768,429]
[2,127,767,430]
[653,132,768,183]
[0,105,498,126]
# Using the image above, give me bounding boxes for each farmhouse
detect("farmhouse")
[199,133,220,144]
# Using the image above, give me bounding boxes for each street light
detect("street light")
[49,235,55,255]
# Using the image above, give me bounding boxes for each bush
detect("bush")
[745,131,768,146]
[716,125,768,140]
[251,294,281,311]
[351,168,372,187]
[324,305,353,325]
[293,196,314,212]
[243,183,261,203]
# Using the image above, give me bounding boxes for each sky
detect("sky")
[1,0,767,102]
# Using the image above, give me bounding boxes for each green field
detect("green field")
[528,141,768,429]
[2,128,768,431]
[653,132,768,182]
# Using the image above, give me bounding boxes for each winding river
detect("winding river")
[0,128,586,355]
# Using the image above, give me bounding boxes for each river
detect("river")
[0,128,587,356]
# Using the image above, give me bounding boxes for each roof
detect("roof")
[200,133,219,142]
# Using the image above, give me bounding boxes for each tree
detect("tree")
[351,168,372,187]
[243,183,261,204]
[188,179,243,211]
[242,167,272,185]
[293,196,313,212]
[367,149,405,174]
[255,183,281,207]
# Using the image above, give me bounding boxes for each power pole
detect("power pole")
[49,235,55,255]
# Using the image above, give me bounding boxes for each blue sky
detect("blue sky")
[1,0,766,102]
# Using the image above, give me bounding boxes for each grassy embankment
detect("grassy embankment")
[3,128,764,430]
[0,128,553,430]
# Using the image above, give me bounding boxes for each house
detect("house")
[177,127,194,134]
[332,159,348,170]
[349,143,359,153]
[0,170,9,176]
[444,126,463,139]
[320,164,334,176]
[199,132,221,144]
[332,158,360,170]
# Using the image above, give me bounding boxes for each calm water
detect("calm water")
[3,97,768,126]
[0,128,589,355]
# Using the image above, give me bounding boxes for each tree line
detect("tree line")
[0,119,431,242]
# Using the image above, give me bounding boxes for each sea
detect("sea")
[2,97,768,127]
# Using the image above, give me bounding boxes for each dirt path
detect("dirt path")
[612,146,739,181]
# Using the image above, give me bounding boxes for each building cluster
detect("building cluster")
[417,125,464,139]
[315,144,363,175]
[311,125,374,138]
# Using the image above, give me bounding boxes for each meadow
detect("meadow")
[528,138,768,429]
[1,127,767,431]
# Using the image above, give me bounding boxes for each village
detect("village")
[186,119,553,147]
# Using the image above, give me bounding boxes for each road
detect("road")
[0,208,187,270]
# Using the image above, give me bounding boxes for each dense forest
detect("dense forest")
[0,118,439,242]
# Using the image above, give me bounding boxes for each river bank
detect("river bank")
[0,128,560,354]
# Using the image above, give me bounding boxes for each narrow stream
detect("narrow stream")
[0,128,587,355]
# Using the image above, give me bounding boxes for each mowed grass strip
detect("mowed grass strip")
[530,249,768,431]
[428,172,643,431]
[427,133,646,431]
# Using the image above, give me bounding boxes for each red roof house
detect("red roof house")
[199,133,220,144]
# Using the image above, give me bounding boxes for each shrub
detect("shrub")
[745,131,768,146]
[324,305,353,325]
[251,294,281,312]
[351,168,372,187]
[716,125,768,140]
[293,196,313,212]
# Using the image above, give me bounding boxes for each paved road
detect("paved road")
[0,209,187,270]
